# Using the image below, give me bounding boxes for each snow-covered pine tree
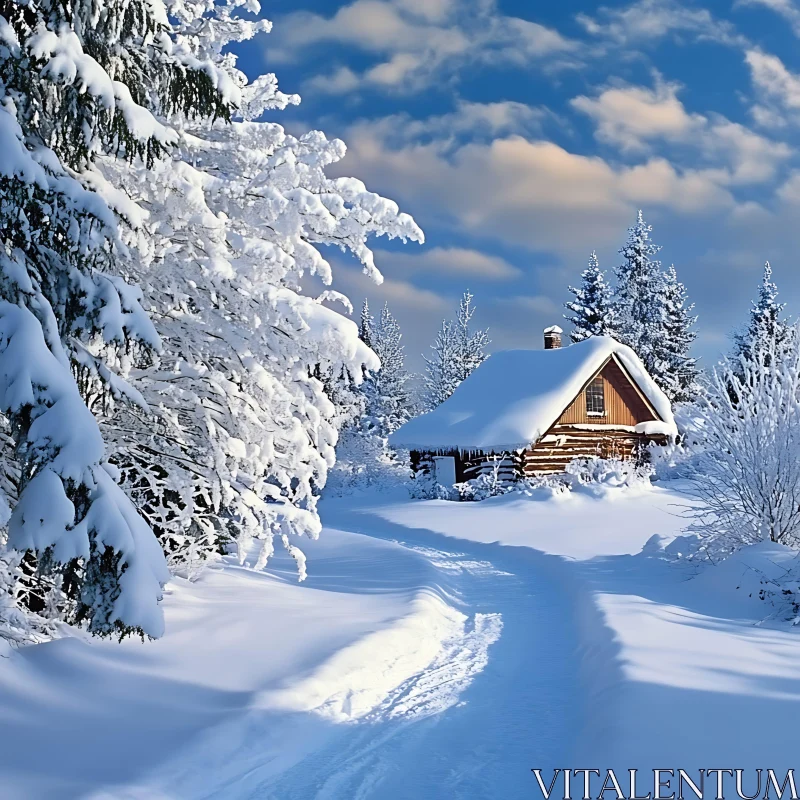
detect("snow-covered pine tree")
[0,0,236,636]
[453,290,490,384]
[655,265,700,403]
[565,251,616,343]
[328,301,414,492]
[423,320,459,411]
[423,291,489,410]
[614,211,664,373]
[94,4,423,578]
[731,261,793,371]
[360,299,375,349]
[362,303,413,437]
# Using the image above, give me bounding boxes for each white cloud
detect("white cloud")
[750,103,788,128]
[776,170,800,204]
[571,79,703,151]
[305,66,361,95]
[374,246,522,280]
[334,120,738,259]
[746,49,800,110]
[573,78,791,184]
[577,0,748,48]
[355,101,559,150]
[705,119,791,184]
[737,0,800,36]
[333,265,447,313]
[271,0,578,94]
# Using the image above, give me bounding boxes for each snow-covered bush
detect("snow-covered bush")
[408,467,452,500]
[453,458,514,501]
[684,325,800,554]
[564,457,654,489]
[412,455,656,504]
[452,476,511,502]
[326,435,410,496]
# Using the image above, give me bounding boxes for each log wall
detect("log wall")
[410,449,524,483]
[523,426,668,476]
[557,358,653,426]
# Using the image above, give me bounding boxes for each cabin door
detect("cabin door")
[432,456,457,487]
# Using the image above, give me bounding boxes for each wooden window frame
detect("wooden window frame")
[585,376,606,416]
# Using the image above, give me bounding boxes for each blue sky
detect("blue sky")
[235,0,800,370]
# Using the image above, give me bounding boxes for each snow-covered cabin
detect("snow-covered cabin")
[389,330,677,483]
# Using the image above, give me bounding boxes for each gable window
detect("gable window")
[586,377,606,416]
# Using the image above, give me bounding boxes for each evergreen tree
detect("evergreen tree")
[423,320,460,411]
[0,0,232,637]
[453,290,491,383]
[96,19,422,579]
[732,261,793,370]
[362,303,413,436]
[423,291,490,410]
[654,265,700,403]
[360,299,375,349]
[0,0,424,640]
[328,302,413,492]
[614,210,664,372]
[565,251,616,343]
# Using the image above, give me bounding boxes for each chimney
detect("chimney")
[543,325,563,350]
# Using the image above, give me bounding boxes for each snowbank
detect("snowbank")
[263,591,501,723]
[389,336,677,453]
[0,527,500,798]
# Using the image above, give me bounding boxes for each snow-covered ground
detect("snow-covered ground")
[2,480,800,798]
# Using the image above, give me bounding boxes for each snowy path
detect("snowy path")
[121,500,584,800]
[0,494,583,799]
[257,503,583,799]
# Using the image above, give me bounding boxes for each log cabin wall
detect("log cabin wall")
[523,356,667,476]
[410,449,524,484]
[557,358,653,426]
[523,430,667,475]
[461,450,524,483]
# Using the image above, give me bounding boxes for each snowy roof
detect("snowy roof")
[543,325,563,334]
[389,336,677,453]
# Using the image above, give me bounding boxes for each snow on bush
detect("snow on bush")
[326,436,411,496]
[411,456,654,503]
[683,325,800,556]
[563,456,654,489]
[409,469,452,501]
[451,457,517,502]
